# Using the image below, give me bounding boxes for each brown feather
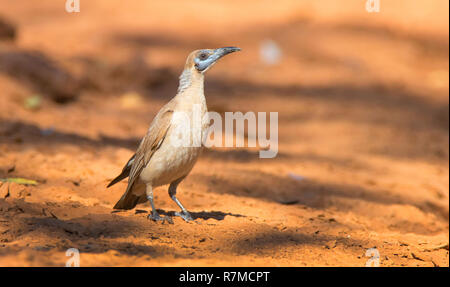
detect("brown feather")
[106,154,135,188]
[112,105,174,209]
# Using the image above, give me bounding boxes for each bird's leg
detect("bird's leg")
[146,184,171,223]
[169,178,193,222]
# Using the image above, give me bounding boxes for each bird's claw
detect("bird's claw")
[175,211,194,222]
[148,213,173,224]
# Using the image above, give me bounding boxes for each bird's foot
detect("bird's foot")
[148,213,173,224]
[174,211,194,222]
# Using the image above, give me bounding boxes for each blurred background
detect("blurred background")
[0,0,448,266]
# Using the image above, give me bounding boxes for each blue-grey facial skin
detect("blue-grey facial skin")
[195,47,241,72]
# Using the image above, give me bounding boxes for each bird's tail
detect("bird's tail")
[113,183,147,210]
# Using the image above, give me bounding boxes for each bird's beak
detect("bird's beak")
[196,47,241,73]
[213,47,241,60]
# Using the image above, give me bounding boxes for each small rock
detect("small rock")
[325,240,337,249]
[0,183,9,198]
[6,182,27,199]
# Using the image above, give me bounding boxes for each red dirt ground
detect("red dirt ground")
[0,0,448,266]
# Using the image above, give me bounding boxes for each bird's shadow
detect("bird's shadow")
[154,209,245,221]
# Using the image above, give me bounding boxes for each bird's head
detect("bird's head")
[185,47,241,74]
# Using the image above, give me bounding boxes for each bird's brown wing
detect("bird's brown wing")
[113,107,174,209]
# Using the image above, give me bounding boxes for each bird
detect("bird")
[107,47,241,222]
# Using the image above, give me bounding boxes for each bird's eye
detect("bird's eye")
[199,53,208,60]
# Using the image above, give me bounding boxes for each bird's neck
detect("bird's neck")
[177,68,204,95]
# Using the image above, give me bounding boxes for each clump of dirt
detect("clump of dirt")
[0,16,15,41]
[0,49,79,103]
